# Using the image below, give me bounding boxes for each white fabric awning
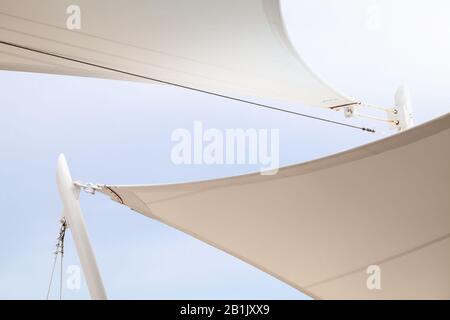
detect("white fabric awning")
[0,0,355,109]
[100,114,450,299]
[2,0,448,299]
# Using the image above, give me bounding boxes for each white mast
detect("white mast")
[56,154,107,300]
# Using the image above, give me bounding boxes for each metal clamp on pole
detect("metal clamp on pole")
[74,181,102,195]
[388,85,414,131]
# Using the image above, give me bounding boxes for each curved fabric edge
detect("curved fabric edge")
[263,0,355,105]
[102,113,450,191]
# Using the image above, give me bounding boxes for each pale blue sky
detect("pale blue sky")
[0,0,449,299]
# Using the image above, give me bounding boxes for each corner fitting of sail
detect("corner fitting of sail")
[98,185,125,205]
[330,86,414,132]
[329,102,362,113]
[73,181,125,205]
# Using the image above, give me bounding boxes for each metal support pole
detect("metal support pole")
[56,154,107,300]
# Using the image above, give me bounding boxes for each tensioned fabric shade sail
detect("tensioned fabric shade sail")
[0,0,355,109]
[2,0,448,299]
[100,114,450,299]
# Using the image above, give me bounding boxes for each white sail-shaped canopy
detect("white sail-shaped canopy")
[100,114,450,299]
[0,0,355,109]
[2,0,447,299]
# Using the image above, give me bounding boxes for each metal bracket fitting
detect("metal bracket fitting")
[73,181,102,195]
